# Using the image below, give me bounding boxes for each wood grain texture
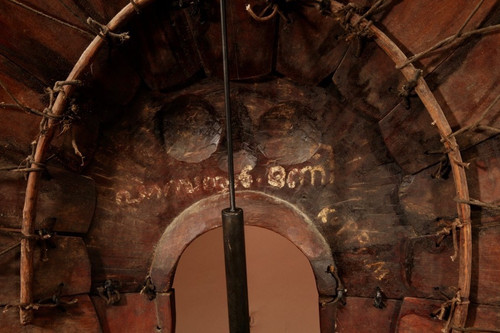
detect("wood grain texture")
[380,31,500,173]
[335,296,401,332]
[0,235,91,304]
[276,5,348,85]
[397,297,500,332]
[185,0,275,80]
[0,166,96,234]
[92,292,174,333]
[0,294,101,332]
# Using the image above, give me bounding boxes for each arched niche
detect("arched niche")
[173,226,322,332]
[149,190,338,332]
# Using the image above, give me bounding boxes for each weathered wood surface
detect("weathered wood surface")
[0,0,91,84]
[0,60,44,151]
[0,235,91,304]
[256,102,322,165]
[150,191,336,295]
[155,94,222,163]
[185,0,275,80]
[401,236,459,298]
[132,2,202,91]
[472,225,500,305]
[0,166,95,234]
[399,136,500,234]
[396,297,500,332]
[0,294,101,332]
[335,296,401,332]
[276,5,348,85]
[88,45,141,106]
[92,292,175,333]
[333,0,497,121]
[399,224,500,306]
[85,78,410,294]
[396,297,446,333]
[380,30,500,173]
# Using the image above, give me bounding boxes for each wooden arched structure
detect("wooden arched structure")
[149,190,338,332]
[8,0,497,330]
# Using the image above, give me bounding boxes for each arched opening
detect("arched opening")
[173,226,321,332]
[150,190,338,332]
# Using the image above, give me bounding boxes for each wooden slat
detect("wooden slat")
[398,224,500,305]
[399,136,500,233]
[334,0,496,121]
[185,0,275,80]
[401,236,459,298]
[397,297,500,332]
[132,3,202,90]
[276,6,349,85]
[335,296,401,332]
[0,0,90,83]
[473,225,500,305]
[380,31,500,173]
[396,297,448,333]
[92,291,175,333]
[0,166,96,234]
[0,236,91,304]
[0,294,101,332]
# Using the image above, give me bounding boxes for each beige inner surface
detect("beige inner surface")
[174,226,320,333]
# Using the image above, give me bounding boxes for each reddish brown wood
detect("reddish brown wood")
[380,32,500,173]
[133,3,202,90]
[17,0,154,323]
[333,245,408,300]
[156,95,222,163]
[401,236,459,298]
[319,300,337,332]
[399,136,500,234]
[380,0,496,69]
[0,0,91,84]
[92,292,174,333]
[397,297,500,332]
[256,102,321,165]
[276,6,349,85]
[0,235,91,305]
[0,166,96,234]
[88,46,141,106]
[465,303,500,330]
[185,0,275,80]
[399,169,457,234]
[335,296,401,332]
[150,191,337,295]
[156,291,176,333]
[329,1,473,327]
[0,294,101,332]
[473,226,500,305]
[333,0,496,121]
[333,41,405,120]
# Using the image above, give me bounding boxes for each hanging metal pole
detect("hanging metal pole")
[219,0,250,331]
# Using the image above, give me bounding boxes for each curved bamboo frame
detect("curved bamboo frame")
[329,3,472,329]
[19,0,472,331]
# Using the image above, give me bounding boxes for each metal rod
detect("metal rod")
[220,0,236,211]
[222,208,250,333]
[219,0,250,331]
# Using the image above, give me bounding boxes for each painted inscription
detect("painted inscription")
[116,163,333,205]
